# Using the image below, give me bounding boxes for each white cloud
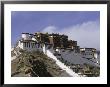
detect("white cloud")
[41,20,100,50]
[41,26,57,34]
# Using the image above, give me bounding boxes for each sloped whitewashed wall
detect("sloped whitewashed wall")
[43,45,100,67]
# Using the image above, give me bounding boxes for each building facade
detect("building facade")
[80,48,98,59]
[16,32,100,67]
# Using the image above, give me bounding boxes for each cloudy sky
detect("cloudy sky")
[11,11,100,50]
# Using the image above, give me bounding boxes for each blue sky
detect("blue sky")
[11,11,100,49]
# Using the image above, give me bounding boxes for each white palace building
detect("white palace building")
[16,33,100,67]
[18,33,44,51]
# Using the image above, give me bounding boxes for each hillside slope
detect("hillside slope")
[11,49,71,77]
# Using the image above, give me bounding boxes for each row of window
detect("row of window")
[85,49,95,51]
[82,53,93,55]
[24,42,41,48]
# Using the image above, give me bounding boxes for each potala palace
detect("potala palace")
[16,32,100,67]
[12,32,100,77]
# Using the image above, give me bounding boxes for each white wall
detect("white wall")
[22,33,32,40]
[45,49,81,77]
[59,50,99,67]
[18,41,43,52]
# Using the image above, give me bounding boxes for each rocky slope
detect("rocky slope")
[11,49,71,77]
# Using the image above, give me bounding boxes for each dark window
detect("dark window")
[27,42,28,48]
[24,42,26,47]
[29,43,30,48]
[31,43,33,48]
